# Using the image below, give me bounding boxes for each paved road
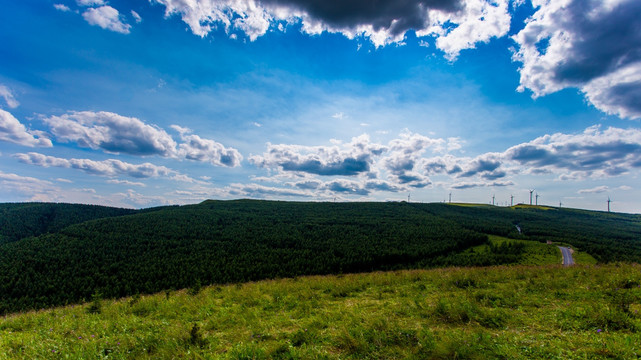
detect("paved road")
[558,246,574,266]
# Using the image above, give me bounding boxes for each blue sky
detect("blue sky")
[1,0,640,212]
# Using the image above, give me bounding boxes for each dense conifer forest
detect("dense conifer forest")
[0,200,640,314]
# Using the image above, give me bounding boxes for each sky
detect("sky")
[1,0,640,212]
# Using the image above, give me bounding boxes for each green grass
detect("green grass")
[448,203,495,208]
[2,264,640,359]
[464,235,597,266]
[512,204,557,211]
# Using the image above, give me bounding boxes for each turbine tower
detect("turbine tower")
[408,193,411,203]
[529,189,535,205]
[607,196,611,212]
[449,192,452,203]
[510,194,514,207]
[492,194,495,206]
[535,193,540,206]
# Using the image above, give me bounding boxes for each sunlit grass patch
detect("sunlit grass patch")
[1,264,640,359]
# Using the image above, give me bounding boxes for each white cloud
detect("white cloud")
[0,109,52,147]
[250,134,385,176]
[107,179,147,187]
[82,6,131,34]
[77,0,105,6]
[0,85,19,109]
[512,0,641,119]
[131,10,142,23]
[44,111,177,156]
[504,125,641,179]
[14,152,198,182]
[578,185,609,194]
[54,4,72,12]
[175,128,243,167]
[422,0,511,59]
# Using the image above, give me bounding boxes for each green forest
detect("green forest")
[1,200,640,314]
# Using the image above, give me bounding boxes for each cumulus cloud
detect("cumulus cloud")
[174,127,243,167]
[0,85,19,109]
[14,152,198,182]
[512,0,641,119]
[82,6,131,34]
[420,0,511,59]
[323,179,370,195]
[0,109,52,147]
[250,134,385,176]
[44,111,177,156]
[152,0,510,52]
[504,125,641,179]
[250,126,641,198]
[384,131,443,187]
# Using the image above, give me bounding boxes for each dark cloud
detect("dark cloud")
[261,0,461,35]
[365,180,402,192]
[325,180,369,195]
[281,156,370,176]
[514,0,641,119]
[551,0,641,83]
[451,182,483,189]
[294,180,322,189]
[459,158,501,178]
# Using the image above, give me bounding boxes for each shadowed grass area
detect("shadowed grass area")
[1,264,640,359]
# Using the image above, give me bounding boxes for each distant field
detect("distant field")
[1,264,639,359]
[512,204,557,211]
[447,202,495,207]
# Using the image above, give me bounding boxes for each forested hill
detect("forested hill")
[0,200,640,314]
[0,203,138,244]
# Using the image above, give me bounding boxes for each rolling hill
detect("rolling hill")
[0,200,640,314]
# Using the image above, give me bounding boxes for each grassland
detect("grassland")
[464,236,598,266]
[2,263,640,359]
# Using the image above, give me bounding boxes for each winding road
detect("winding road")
[558,246,574,266]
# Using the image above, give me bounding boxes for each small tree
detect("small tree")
[87,291,102,314]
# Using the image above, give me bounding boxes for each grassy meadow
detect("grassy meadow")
[2,262,640,359]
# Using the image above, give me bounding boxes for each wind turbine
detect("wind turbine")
[510,194,514,207]
[449,192,452,203]
[607,196,611,212]
[535,193,540,206]
[529,189,535,205]
[492,194,495,206]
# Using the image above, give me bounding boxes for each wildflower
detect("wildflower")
[597,329,602,333]
[78,336,82,339]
